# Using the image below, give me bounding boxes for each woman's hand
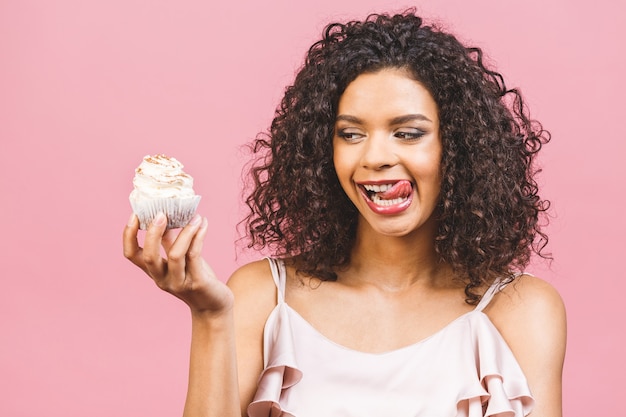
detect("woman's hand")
[123,212,234,317]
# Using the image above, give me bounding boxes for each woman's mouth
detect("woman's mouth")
[358,180,413,214]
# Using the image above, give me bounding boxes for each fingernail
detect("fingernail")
[190,214,201,226]
[127,213,136,226]
[153,212,166,226]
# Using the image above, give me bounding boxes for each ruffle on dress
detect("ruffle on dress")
[248,303,301,417]
[454,314,534,417]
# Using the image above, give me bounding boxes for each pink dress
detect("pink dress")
[248,258,534,417]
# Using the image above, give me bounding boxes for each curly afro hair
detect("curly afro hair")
[244,9,550,303]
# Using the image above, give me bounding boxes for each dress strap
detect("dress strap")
[266,257,286,303]
[473,280,501,312]
[473,277,510,312]
[473,273,527,312]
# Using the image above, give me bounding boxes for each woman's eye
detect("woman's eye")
[395,130,425,141]
[337,130,364,142]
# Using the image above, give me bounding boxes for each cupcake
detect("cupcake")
[129,154,201,229]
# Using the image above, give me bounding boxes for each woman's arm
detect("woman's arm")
[227,260,279,414]
[183,311,240,417]
[123,212,242,417]
[486,275,567,417]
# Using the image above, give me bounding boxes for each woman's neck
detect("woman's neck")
[339,219,453,292]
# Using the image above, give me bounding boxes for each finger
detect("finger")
[143,212,168,278]
[161,228,179,253]
[186,217,208,266]
[165,214,203,279]
[185,217,212,280]
[122,213,147,272]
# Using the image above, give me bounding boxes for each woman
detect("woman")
[123,10,566,417]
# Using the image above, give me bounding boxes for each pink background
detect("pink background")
[1,0,624,415]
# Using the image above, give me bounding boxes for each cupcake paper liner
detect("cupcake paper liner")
[130,195,201,230]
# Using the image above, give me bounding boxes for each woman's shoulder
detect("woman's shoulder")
[227,259,279,334]
[227,258,278,304]
[227,258,273,283]
[485,273,566,323]
[484,273,566,354]
[483,274,566,343]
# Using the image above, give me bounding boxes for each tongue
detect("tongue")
[378,180,412,199]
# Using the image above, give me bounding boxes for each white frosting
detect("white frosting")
[130,154,197,199]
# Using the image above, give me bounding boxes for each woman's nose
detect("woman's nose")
[360,134,398,170]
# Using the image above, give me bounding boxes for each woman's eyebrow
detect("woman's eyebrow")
[389,114,433,124]
[335,114,432,124]
[335,115,363,124]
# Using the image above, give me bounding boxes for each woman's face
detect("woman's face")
[332,68,442,238]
